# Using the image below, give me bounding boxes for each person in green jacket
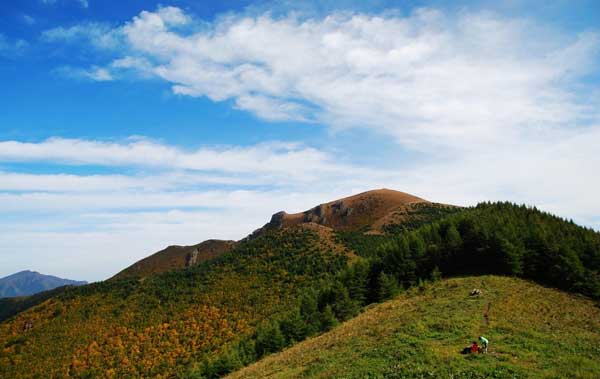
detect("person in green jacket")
[479,336,489,353]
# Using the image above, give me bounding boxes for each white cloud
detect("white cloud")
[98,7,597,150]
[0,138,367,181]
[42,22,121,50]
[54,65,114,81]
[1,132,600,281]
[85,66,113,81]
[40,7,600,149]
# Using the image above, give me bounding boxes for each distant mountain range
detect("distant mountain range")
[0,270,87,298]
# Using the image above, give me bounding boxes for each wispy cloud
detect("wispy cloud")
[23,14,36,25]
[1,132,600,281]
[0,34,28,57]
[42,22,121,50]
[40,0,89,8]
[0,137,363,180]
[54,65,114,81]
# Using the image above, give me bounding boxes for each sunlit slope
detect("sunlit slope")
[0,228,349,379]
[228,276,600,379]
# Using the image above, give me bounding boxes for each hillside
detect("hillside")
[228,276,600,379]
[0,270,86,298]
[0,227,352,379]
[0,191,599,379]
[113,239,237,279]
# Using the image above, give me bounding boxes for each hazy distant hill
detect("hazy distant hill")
[0,270,86,298]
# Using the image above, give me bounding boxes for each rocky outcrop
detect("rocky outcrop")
[186,249,200,267]
[269,211,288,229]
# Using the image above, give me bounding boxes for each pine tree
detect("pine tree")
[341,260,370,305]
[255,321,286,358]
[319,305,338,332]
[299,293,320,336]
[280,310,308,344]
[376,271,399,301]
[330,282,359,321]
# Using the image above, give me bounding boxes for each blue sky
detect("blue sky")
[1,0,599,281]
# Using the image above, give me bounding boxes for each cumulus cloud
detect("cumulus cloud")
[62,8,591,149]
[41,7,600,149]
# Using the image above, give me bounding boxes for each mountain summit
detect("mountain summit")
[0,270,86,298]
[261,188,446,234]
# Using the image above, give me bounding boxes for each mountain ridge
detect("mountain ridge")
[116,189,451,279]
[1,190,599,379]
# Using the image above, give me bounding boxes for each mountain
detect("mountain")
[228,276,600,379]
[112,189,454,280]
[0,270,86,298]
[113,239,237,279]
[259,188,451,234]
[0,189,599,379]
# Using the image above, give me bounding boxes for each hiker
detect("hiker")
[479,336,489,353]
[470,341,479,354]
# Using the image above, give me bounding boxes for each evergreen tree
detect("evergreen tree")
[255,321,286,358]
[330,282,359,321]
[280,310,308,344]
[319,305,338,331]
[299,293,321,336]
[340,260,370,305]
[375,271,399,301]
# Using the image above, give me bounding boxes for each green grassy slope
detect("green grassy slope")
[228,276,600,379]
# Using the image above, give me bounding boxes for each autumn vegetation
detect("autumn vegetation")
[1,196,599,378]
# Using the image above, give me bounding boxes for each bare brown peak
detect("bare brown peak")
[112,239,237,279]
[264,189,429,232]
